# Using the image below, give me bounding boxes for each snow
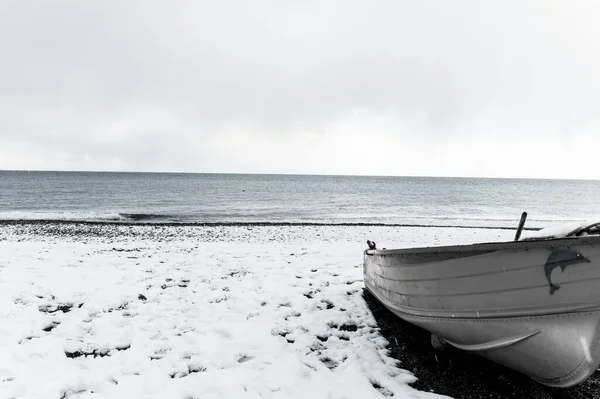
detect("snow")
[519,220,599,240]
[0,223,510,399]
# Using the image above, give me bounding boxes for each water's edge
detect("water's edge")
[0,219,541,230]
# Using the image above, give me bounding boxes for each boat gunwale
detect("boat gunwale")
[365,235,600,256]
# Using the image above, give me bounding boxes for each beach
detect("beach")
[1,222,599,399]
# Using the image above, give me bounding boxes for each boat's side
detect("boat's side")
[364,238,600,319]
[364,237,600,387]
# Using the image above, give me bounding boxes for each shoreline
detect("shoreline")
[0,219,540,231]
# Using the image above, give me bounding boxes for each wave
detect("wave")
[0,211,124,221]
[0,211,189,223]
[0,211,577,231]
[118,213,181,221]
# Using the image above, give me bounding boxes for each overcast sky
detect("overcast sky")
[2,1,600,178]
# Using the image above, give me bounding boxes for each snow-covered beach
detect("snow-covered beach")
[1,222,504,399]
[0,222,554,399]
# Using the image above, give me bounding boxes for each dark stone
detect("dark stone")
[338,323,358,332]
[64,345,131,359]
[321,300,334,310]
[42,321,60,332]
[38,303,76,314]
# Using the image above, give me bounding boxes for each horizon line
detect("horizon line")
[0,168,599,182]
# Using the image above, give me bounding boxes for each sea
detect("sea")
[1,171,600,229]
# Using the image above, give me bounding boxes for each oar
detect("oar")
[514,212,528,241]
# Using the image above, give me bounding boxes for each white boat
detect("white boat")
[363,218,600,387]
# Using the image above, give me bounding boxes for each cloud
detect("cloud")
[2,0,600,177]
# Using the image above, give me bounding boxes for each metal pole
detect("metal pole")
[514,212,528,241]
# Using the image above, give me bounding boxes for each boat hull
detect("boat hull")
[364,236,600,387]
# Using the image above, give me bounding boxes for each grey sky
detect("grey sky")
[2,1,600,178]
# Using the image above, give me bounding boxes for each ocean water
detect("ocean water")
[1,171,600,229]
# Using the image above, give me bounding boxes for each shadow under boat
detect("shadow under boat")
[364,213,600,393]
